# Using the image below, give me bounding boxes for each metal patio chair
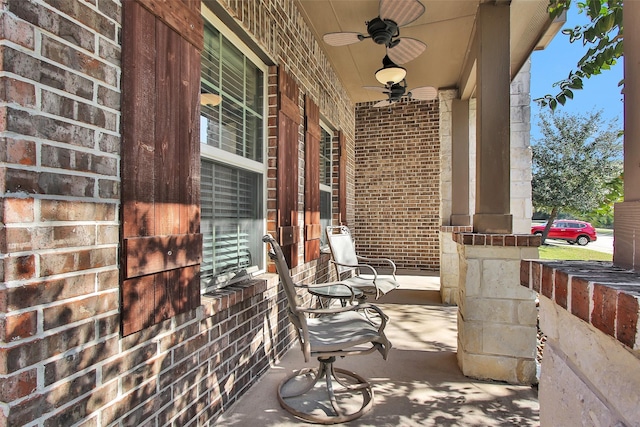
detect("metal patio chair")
[325,225,399,300]
[263,234,392,424]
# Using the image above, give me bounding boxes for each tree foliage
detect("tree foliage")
[536,0,623,110]
[577,171,622,226]
[532,110,622,241]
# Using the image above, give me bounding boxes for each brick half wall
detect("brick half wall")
[354,99,440,271]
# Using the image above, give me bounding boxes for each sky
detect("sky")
[529,4,624,142]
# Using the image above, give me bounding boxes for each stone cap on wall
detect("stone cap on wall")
[521,260,640,352]
[453,232,541,247]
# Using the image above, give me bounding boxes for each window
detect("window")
[320,125,332,246]
[200,9,267,292]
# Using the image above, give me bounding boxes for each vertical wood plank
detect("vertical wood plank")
[121,275,156,336]
[304,95,320,262]
[180,38,201,237]
[155,20,181,236]
[277,68,300,267]
[134,0,203,50]
[179,38,202,312]
[122,1,156,238]
[175,265,200,315]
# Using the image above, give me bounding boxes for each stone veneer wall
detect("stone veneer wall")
[510,60,533,234]
[521,260,640,425]
[354,99,440,271]
[440,225,473,304]
[0,0,355,425]
[455,233,539,384]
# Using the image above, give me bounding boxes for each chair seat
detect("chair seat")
[343,275,399,295]
[308,311,383,353]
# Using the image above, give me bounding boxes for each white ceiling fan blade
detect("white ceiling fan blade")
[380,0,426,27]
[323,32,363,46]
[408,86,438,100]
[374,99,392,108]
[363,86,390,94]
[387,37,426,64]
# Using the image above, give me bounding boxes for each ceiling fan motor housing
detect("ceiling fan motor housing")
[367,17,398,46]
[389,83,406,100]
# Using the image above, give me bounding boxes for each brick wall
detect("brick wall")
[354,99,441,271]
[1,0,353,425]
[1,0,123,424]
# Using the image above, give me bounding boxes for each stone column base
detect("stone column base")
[473,213,513,234]
[454,232,539,384]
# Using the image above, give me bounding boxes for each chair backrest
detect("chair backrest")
[326,225,359,276]
[262,234,311,359]
[262,234,299,306]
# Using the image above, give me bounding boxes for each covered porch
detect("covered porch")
[216,274,539,426]
[2,0,639,425]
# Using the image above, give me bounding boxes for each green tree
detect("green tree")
[536,0,623,110]
[532,110,622,243]
[581,172,623,226]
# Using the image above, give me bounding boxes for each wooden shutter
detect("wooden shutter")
[277,68,301,267]
[304,95,321,262]
[338,131,347,225]
[120,0,203,336]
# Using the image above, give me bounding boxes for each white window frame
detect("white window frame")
[200,6,268,293]
[319,122,333,248]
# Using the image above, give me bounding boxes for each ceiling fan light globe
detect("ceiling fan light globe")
[375,66,406,85]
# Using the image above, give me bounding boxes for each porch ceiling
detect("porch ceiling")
[295,0,562,104]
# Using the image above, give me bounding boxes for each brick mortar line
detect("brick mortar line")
[2,164,120,180]
[0,194,121,205]
[0,39,120,90]
[29,0,121,36]
[4,103,120,133]
[2,263,118,289]
[0,290,118,319]
[0,72,123,113]
[2,220,119,228]
[27,4,120,56]
[2,242,118,256]
[0,134,122,159]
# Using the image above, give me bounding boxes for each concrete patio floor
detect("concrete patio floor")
[215,274,540,426]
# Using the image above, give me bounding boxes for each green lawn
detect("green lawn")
[538,245,612,261]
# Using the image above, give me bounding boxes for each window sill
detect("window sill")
[201,272,279,316]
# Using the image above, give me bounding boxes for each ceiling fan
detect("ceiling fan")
[322,0,427,64]
[364,80,437,107]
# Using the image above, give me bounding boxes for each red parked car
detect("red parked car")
[531,220,597,246]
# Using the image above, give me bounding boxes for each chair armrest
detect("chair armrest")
[330,260,379,279]
[299,281,354,290]
[298,303,388,332]
[356,256,397,277]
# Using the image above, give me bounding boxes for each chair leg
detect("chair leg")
[277,356,374,424]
